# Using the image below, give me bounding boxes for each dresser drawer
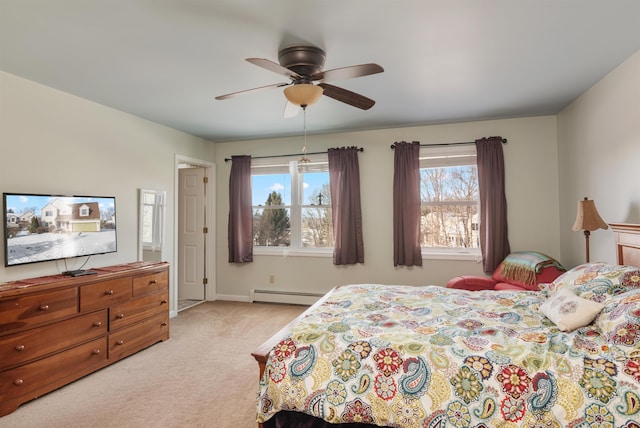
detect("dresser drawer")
[132,270,169,297]
[0,310,107,369]
[109,291,169,331]
[109,312,169,360]
[80,278,132,312]
[0,337,107,402]
[0,288,78,334]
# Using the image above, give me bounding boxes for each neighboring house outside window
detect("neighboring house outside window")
[420,144,480,260]
[251,154,333,256]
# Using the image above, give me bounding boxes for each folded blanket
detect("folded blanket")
[496,251,565,286]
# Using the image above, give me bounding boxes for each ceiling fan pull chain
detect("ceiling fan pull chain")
[300,106,310,163]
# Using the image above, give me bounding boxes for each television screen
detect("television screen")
[3,193,117,267]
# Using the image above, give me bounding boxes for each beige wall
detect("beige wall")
[215,115,561,300]
[557,50,640,268]
[0,72,216,314]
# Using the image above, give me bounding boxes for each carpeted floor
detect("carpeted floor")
[1,301,307,428]
[178,298,204,311]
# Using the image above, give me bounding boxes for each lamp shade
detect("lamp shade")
[283,84,323,106]
[572,197,608,232]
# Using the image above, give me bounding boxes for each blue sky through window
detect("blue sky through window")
[252,172,329,206]
[252,174,291,205]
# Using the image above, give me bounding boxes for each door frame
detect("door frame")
[173,154,216,316]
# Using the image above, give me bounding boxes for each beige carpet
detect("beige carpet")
[1,301,307,428]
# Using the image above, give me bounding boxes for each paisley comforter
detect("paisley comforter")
[257,283,640,428]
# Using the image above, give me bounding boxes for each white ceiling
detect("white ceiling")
[2,0,639,143]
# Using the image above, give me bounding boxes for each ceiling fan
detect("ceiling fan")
[215,46,384,115]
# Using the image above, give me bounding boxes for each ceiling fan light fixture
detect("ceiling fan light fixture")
[284,84,323,107]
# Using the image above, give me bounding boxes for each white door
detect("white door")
[178,167,206,300]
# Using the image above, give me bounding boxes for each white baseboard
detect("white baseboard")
[215,293,251,302]
[249,289,323,306]
[214,291,322,306]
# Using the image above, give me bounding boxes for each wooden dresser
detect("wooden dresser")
[0,261,170,416]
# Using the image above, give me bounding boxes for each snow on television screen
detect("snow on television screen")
[3,193,117,267]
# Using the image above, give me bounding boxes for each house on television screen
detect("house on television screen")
[6,212,19,226]
[18,211,35,228]
[4,211,35,228]
[41,199,102,233]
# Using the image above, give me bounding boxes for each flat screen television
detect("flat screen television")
[3,192,117,269]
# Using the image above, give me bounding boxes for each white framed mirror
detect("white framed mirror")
[138,189,166,262]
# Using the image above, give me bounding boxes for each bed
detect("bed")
[252,223,640,428]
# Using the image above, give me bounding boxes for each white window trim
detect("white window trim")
[421,247,482,261]
[419,144,480,260]
[253,246,333,257]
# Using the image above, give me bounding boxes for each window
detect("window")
[419,145,480,255]
[251,155,333,252]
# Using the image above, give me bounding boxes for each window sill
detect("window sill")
[253,247,333,258]
[421,250,482,262]
[252,248,479,261]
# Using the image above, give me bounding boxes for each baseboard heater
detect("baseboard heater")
[250,289,324,306]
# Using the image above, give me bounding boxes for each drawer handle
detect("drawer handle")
[92,349,101,355]
[161,321,168,327]
[116,313,125,319]
[39,304,49,311]
[15,344,25,351]
[14,379,24,386]
[150,279,158,284]
[104,290,114,295]
[161,300,168,305]
[116,340,124,346]
[93,321,103,327]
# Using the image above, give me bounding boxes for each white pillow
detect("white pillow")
[539,286,604,332]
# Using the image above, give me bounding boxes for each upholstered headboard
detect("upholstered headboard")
[610,223,640,268]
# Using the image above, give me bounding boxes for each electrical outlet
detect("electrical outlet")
[269,275,275,284]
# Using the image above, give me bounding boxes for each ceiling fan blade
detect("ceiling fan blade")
[318,83,376,110]
[313,63,383,82]
[246,58,302,79]
[283,101,300,118]
[215,82,289,100]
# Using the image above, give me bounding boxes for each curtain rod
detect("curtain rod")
[389,138,507,149]
[224,147,364,162]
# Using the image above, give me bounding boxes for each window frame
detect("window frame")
[251,154,333,258]
[418,144,481,261]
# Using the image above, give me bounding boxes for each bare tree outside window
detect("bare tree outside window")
[302,183,333,247]
[420,164,479,249]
